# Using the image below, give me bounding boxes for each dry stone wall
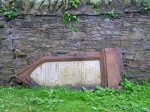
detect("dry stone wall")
[0,0,150,81]
[0,0,147,14]
[0,13,150,81]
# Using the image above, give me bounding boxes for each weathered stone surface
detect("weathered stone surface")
[144,41,150,51]
[40,0,50,12]
[0,14,150,81]
[0,0,145,14]
[14,49,26,58]
[146,34,150,41]
[22,0,35,11]
[123,21,131,27]
[129,31,145,40]
[34,0,44,10]
[123,0,131,5]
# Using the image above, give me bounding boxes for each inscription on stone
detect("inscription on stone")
[30,60,101,87]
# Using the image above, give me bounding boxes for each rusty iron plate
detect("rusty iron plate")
[12,48,123,88]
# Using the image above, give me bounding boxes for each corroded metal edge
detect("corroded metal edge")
[12,48,123,88]
[103,48,123,88]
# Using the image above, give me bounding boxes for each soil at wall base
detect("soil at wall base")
[0,79,11,86]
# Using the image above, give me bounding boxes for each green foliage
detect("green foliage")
[63,11,78,32]
[0,23,4,29]
[70,0,79,8]
[144,0,150,11]
[0,0,17,20]
[0,80,150,112]
[92,0,100,14]
[106,8,117,19]
[120,72,135,92]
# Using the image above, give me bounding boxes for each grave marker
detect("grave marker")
[13,48,123,88]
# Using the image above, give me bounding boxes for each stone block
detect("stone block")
[144,41,150,51]
[14,49,26,58]
[129,31,145,40]
[123,20,131,27]
[146,34,150,40]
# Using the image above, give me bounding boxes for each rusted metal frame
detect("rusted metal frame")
[100,49,108,87]
[103,48,123,88]
[16,52,101,75]
[15,52,103,87]
[13,48,123,88]
[16,52,102,76]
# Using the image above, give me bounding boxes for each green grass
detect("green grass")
[0,81,150,112]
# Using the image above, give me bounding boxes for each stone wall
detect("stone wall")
[0,0,146,14]
[0,13,150,81]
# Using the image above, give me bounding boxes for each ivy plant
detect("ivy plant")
[144,0,150,11]
[0,0,17,20]
[106,9,117,19]
[92,0,100,14]
[63,11,78,32]
[70,0,79,8]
